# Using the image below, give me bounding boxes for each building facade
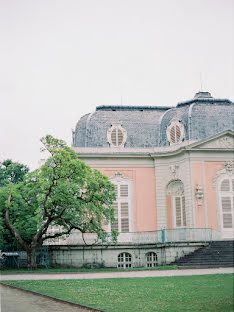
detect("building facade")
[50,91,234,268]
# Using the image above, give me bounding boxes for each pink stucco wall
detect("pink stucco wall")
[192,161,224,230]
[192,162,206,228]
[204,161,224,230]
[96,168,157,232]
[166,195,172,229]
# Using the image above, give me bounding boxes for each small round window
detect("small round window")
[107,123,127,147]
[166,120,184,145]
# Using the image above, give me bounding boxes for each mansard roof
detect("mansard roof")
[73,92,234,148]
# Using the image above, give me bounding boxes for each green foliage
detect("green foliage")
[0,160,29,187]
[1,135,117,256]
[0,160,30,244]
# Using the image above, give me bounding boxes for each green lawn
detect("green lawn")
[0,265,178,274]
[2,274,233,312]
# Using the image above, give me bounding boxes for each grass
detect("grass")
[2,274,233,312]
[0,265,178,274]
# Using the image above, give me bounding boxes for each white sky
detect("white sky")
[0,0,233,170]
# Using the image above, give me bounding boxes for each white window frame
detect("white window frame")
[167,179,187,228]
[107,172,133,233]
[146,252,158,267]
[107,123,127,148]
[172,195,187,228]
[166,119,185,145]
[218,176,234,237]
[117,252,132,268]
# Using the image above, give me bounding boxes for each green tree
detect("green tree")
[0,160,30,244]
[1,135,116,269]
[0,159,29,187]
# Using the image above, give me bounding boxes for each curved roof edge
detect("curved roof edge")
[177,97,232,107]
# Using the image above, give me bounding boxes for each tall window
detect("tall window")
[167,180,186,228]
[110,173,132,233]
[219,177,234,231]
[174,196,186,227]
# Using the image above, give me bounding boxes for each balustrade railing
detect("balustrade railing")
[45,228,213,245]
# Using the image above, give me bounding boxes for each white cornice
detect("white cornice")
[73,130,234,159]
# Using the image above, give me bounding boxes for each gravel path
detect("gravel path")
[1,267,233,281]
[0,284,97,312]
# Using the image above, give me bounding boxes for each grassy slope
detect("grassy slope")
[2,274,234,312]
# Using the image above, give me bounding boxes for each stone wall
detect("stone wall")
[49,242,206,268]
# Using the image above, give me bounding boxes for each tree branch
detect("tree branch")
[5,191,30,253]
[33,206,67,243]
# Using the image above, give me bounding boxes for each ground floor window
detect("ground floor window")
[146,252,157,267]
[117,252,132,268]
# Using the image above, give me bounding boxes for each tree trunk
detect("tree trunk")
[27,249,37,270]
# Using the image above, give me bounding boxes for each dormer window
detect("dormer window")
[107,123,127,147]
[166,119,185,145]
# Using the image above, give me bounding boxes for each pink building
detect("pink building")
[50,92,234,268]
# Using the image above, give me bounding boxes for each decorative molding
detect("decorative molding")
[109,171,131,182]
[219,136,234,148]
[198,136,234,149]
[107,123,127,148]
[166,119,185,145]
[195,183,204,207]
[213,161,234,188]
[167,180,184,196]
[169,164,179,179]
[224,160,233,173]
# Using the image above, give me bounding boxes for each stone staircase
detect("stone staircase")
[172,240,234,268]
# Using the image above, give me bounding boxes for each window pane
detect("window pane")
[221,179,230,192]
[223,214,233,228]
[175,125,181,143]
[146,252,157,267]
[175,197,181,227]
[111,129,117,146]
[120,184,128,197]
[221,197,231,212]
[111,202,119,231]
[182,196,186,226]
[170,127,176,144]
[121,202,129,232]
[117,129,124,145]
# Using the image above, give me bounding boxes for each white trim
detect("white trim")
[172,195,187,228]
[217,175,234,239]
[166,119,185,145]
[107,123,127,148]
[108,172,134,233]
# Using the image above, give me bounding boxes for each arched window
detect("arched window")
[109,172,133,233]
[117,252,132,268]
[146,252,158,267]
[167,180,186,228]
[219,176,234,232]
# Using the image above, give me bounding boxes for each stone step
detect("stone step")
[172,240,234,268]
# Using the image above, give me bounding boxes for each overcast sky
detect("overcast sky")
[0,0,233,170]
